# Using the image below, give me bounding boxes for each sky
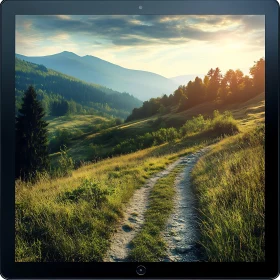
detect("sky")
[16,15,265,78]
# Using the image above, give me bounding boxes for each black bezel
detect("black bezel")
[1,0,279,278]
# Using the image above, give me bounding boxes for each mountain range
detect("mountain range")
[16,52,200,101]
[15,57,142,119]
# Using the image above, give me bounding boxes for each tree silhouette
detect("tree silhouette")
[15,86,49,180]
[126,58,264,122]
[186,77,206,107]
[206,67,222,101]
[250,58,265,93]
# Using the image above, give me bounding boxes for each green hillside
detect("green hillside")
[15,68,265,262]
[16,91,265,262]
[15,58,142,119]
[49,91,264,163]
[126,59,264,123]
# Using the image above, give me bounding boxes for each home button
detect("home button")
[136,265,146,276]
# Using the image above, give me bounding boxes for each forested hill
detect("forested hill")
[126,58,265,122]
[15,58,142,119]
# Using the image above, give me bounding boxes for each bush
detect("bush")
[89,143,101,159]
[152,128,178,145]
[166,127,178,143]
[57,145,74,177]
[211,119,239,136]
[180,111,239,138]
[210,111,239,136]
[180,114,209,137]
[60,179,109,208]
[113,138,138,155]
[138,133,154,149]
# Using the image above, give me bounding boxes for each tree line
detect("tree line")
[126,58,264,122]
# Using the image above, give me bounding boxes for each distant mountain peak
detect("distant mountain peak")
[58,51,79,57]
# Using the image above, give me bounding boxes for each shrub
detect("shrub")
[152,127,178,145]
[57,145,74,177]
[210,111,239,136]
[89,143,101,159]
[180,111,239,138]
[210,119,239,136]
[180,114,209,137]
[138,133,154,149]
[60,179,109,208]
[113,138,138,155]
[165,127,178,143]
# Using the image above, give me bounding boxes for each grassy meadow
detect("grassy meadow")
[16,137,208,261]
[15,91,265,262]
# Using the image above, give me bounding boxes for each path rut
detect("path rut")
[162,147,209,262]
[104,157,185,262]
[104,147,209,262]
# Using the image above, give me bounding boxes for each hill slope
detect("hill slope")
[15,58,142,118]
[52,92,264,162]
[16,52,178,101]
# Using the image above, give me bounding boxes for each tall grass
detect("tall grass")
[15,138,207,262]
[15,110,243,262]
[192,125,265,261]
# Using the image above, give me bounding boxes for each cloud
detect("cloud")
[16,15,265,47]
[15,15,265,77]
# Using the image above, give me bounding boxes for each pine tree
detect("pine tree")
[15,86,49,180]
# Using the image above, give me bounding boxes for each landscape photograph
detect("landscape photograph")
[15,15,265,262]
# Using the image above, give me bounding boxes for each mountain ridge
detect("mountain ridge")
[16,52,178,101]
[15,57,142,119]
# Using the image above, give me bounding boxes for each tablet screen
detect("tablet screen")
[15,15,265,262]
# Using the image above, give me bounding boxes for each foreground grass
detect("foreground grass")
[128,165,184,262]
[16,112,246,262]
[16,136,208,262]
[192,125,265,261]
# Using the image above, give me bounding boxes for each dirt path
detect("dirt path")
[104,157,186,262]
[104,147,209,262]
[162,147,209,262]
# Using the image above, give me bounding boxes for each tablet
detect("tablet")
[1,0,279,278]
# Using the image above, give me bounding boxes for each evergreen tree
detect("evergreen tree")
[206,67,222,101]
[15,86,49,180]
[186,77,205,107]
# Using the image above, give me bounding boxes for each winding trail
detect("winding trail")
[162,147,209,262]
[104,147,209,262]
